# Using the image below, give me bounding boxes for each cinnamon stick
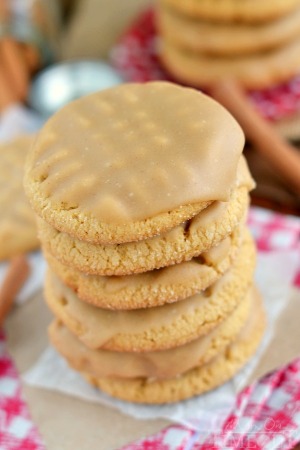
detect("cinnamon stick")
[210,79,300,196]
[0,255,30,327]
[1,38,29,101]
[0,58,19,110]
[23,43,40,72]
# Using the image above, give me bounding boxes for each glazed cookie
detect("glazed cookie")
[0,136,39,260]
[161,37,300,90]
[24,82,244,244]
[158,4,300,56]
[49,284,253,380]
[161,0,300,23]
[44,231,256,352]
[84,291,265,403]
[39,183,250,276]
[44,226,242,310]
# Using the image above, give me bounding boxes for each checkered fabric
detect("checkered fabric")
[111,9,300,121]
[248,207,300,286]
[121,358,300,450]
[0,332,44,450]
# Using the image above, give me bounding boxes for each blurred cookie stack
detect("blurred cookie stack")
[157,0,300,89]
[0,136,39,261]
[24,82,265,404]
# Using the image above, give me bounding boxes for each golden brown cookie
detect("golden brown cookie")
[44,231,256,352]
[0,136,39,260]
[39,184,250,276]
[84,290,265,403]
[24,82,244,245]
[44,226,242,310]
[49,284,253,380]
[160,0,300,23]
[160,38,300,90]
[158,4,300,56]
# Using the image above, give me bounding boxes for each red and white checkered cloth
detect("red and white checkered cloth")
[0,331,44,450]
[248,207,300,286]
[122,359,300,450]
[111,9,300,122]
[0,207,299,449]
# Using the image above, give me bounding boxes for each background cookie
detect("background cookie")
[24,82,244,244]
[84,292,265,403]
[161,0,300,23]
[44,231,256,352]
[0,136,39,260]
[161,38,300,90]
[44,226,242,309]
[158,4,300,56]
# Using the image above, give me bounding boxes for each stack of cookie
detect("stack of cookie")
[24,82,265,404]
[157,0,300,89]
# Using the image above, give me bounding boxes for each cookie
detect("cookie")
[158,4,300,56]
[44,230,256,352]
[160,0,300,23]
[84,290,265,403]
[39,182,250,276]
[0,136,39,260]
[44,226,242,310]
[49,284,254,380]
[160,37,300,90]
[24,82,244,245]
